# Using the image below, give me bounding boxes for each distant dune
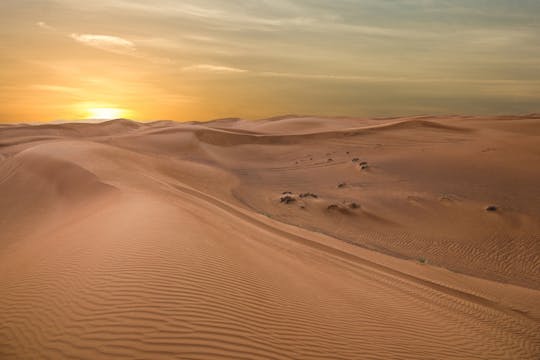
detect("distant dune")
[1,115,540,359]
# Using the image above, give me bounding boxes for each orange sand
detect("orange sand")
[1,115,539,359]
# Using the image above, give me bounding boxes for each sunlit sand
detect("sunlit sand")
[1,115,539,359]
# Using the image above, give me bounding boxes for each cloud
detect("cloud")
[70,33,136,55]
[30,84,79,93]
[257,71,540,85]
[182,64,248,73]
[36,21,54,30]
[98,1,429,37]
[99,2,326,32]
[69,33,172,63]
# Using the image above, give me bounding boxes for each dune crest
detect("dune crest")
[1,115,540,359]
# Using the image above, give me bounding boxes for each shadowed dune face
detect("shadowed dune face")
[1,116,540,359]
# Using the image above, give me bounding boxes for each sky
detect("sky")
[1,0,539,122]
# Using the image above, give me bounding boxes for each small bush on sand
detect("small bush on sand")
[348,202,360,209]
[280,195,296,204]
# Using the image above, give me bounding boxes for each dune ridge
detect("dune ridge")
[1,115,540,359]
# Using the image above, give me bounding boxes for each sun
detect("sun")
[86,107,127,120]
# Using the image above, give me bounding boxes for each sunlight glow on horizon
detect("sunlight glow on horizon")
[1,0,539,122]
[85,107,130,120]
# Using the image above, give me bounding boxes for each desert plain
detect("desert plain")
[1,115,539,359]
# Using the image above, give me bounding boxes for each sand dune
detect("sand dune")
[1,115,540,359]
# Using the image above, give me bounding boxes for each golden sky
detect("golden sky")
[1,0,539,122]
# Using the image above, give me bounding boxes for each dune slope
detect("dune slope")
[1,116,540,359]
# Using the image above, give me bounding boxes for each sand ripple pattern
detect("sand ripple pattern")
[1,117,540,359]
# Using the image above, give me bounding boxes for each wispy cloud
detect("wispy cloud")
[29,84,80,93]
[70,33,136,55]
[69,33,172,63]
[36,21,54,30]
[257,71,540,85]
[182,64,248,73]
[106,2,261,25]
[99,1,429,38]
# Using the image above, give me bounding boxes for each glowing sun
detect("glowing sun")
[86,107,127,120]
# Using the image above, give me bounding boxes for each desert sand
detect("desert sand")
[1,115,539,359]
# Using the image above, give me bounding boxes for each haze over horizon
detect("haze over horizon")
[1,0,540,123]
